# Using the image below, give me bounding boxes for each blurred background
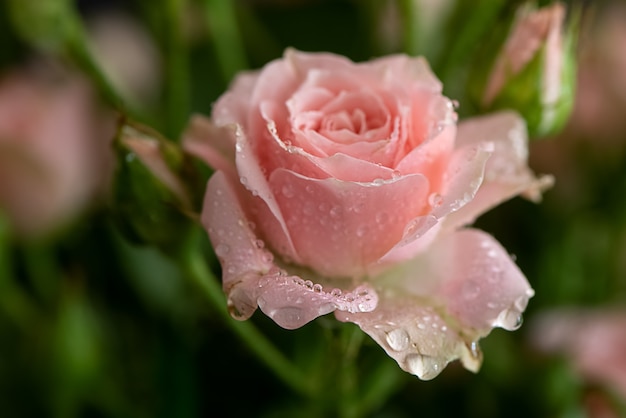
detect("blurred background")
[1,0,625,417]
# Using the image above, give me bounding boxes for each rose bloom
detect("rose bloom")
[0,66,114,239]
[185,49,550,379]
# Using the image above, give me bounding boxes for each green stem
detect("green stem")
[181,231,316,398]
[163,0,190,138]
[353,360,405,417]
[203,0,248,84]
[63,12,148,124]
[0,214,42,328]
[338,324,365,418]
[398,0,420,56]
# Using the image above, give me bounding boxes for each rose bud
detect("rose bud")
[0,67,114,239]
[478,2,577,138]
[186,49,552,380]
[111,121,202,252]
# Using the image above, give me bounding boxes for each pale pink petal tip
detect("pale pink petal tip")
[202,170,378,330]
[337,229,534,380]
[337,303,483,380]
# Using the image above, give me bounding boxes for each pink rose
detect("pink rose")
[0,66,114,238]
[185,49,551,379]
[531,309,626,415]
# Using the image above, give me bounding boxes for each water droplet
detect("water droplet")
[329,206,341,218]
[356,225,368,237]
[254,239,265,249]
[215,188,223,196]
[459,340,483,373]
[215,243,230,257]
[235,142,244,152]
[428,193,443,208]
[269,307,303,327]
[375,211,389,224]
[463,280,480,300]
[313,284,323,293]
[386,329,410,351]
[281,184,295,198]
[353,202,365,213]
[261,251,274,264]
[330,288,342,297]
[494,308,523,331]
[405,354,444,380]
[513,295,529,311]
[240,176,248,186]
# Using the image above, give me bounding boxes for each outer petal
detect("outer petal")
[181,114,237,176]
[269,168,430,278]
[444,111,553,230]
[377,138,493,268]
[336,228,533,380]
[202,171,379,329]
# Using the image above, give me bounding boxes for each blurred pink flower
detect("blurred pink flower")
[532,308,626,416]
[0,65,115,239]
[186,49,551,379]
[565,2,626,141]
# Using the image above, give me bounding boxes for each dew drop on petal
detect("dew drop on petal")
[386,329,410,352]
[459,340,483,373]
[269,307,304,328]
[375,211,389,225]
[493,308,523,331]
[428,192,443,208]
[261,251,274,264]
[330,288,342,297]
[404,354,445,380]
[462,280,480,300]
[215,243,230,257]
[281,184,295,198]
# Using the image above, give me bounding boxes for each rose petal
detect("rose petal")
[202,170,378,329]
[337,228,533,379]
[445,111,553,230]
[181,114,237,176]
[378,136,493,267]
[212,71,260,129]
[269,168,430,278]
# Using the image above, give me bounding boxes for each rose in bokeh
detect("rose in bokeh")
[185,49,551,379]
[531,309,626,417]
[0,65,114,239]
